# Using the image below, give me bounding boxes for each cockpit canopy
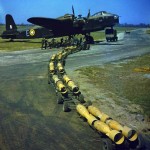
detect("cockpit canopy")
[92,11,112,17]
[57,14,73,20]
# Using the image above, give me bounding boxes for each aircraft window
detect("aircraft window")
[101,11,107,14]
[92,11,107,16]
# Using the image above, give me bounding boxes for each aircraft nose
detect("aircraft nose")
[113,15,119,23]
[114,15,119,19]
[103,14,119,25]
[101,12,119,25]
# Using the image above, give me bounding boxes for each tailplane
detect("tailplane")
[6,14,17,31]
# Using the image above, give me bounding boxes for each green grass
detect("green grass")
[146,29,150,34]
[91,31,105,41]
[115,27,138,32]
[76,55,150,116]
[0,25,5,34]
[0,38,42,51]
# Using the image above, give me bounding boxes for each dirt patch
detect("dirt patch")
[67,54,150,135]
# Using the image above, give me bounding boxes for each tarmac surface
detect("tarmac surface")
[0,29,150,150]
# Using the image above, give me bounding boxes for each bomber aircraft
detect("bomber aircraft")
[27,6,119,43]
[1,7,119,43]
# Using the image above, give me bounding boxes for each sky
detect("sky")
[0,0,150,25]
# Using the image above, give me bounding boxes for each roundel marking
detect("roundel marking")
[29,29,35,36]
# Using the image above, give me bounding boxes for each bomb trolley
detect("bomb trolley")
[48,73,87,112]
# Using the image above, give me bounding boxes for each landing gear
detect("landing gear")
[84,34,94,44]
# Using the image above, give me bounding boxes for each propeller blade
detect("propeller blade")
[72,5,75,16]
[87,9,91,18]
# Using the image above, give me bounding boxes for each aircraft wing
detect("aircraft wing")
[27,17,68,30]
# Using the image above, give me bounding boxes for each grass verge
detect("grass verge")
[76,54,150,117]
[146,29,150,34]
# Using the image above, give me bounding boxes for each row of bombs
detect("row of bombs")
[76,104,144,149]
[48,46,143,149]
[48,46,90,112]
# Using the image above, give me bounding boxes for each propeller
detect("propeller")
[87,9,91,19]
[72,5,75,20]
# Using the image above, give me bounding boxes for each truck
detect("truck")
[105,28,118,42]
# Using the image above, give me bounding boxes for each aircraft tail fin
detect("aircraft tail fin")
[6,14,17,31]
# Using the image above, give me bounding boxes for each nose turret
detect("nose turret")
[102,12,119,25]
[113,14,119,24]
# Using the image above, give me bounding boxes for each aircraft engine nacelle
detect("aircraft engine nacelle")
[73,19,86,28]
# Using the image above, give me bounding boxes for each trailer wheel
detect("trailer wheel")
[62,60,66,66]
[80,116,87,122]
[102,138,115,150]
[63,102,70,112]
[48,79,50,84]
[78,94,85,103]
[85,100,92,107]
[57,93,63,104]
[129,134,145,150]
[48,75,51,84]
